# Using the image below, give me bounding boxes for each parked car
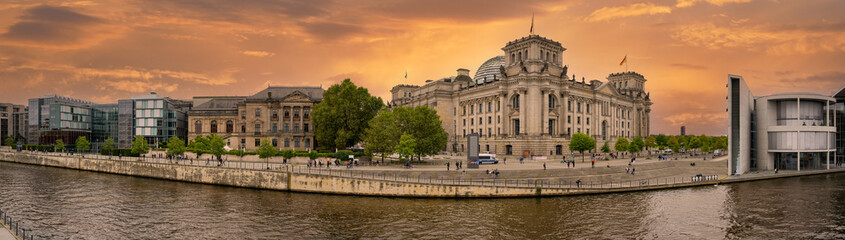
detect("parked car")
[477,154,499,164]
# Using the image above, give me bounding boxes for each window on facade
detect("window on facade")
[272,123,278,133]
[488,128,491,138]
[241,111,245,119]
[241,125,246,133]
[513,95,520,108]
[513,119,520,135]
[255,109,261,117]
[567,127,571,135]
[478,104,482,113]
[471,105,474,114]
[549,94,555,108]
[294,123,300,132]
[568,101,572,111]
[577,103,581,112]
[549,119,555,135]
[586,104,590,113]
[463,130,466,137]
[294,138,300,147]
[255,138,260,147]
[577,117,581,124]
[462,106,466,115]
[194,120,202,133]
[284,123,290,132]
[272,138,278,147]
[488,117,492,124]
[587,118,590,125]
[303,109,310,118]
[471,118,474,125]
[463,119,466,126]
[210,120,217,133]
[488,102,492,112]
[305,138,310,147]
[294,109,300,118]
[587,129,590,135]
[226,120,233,133]
[518,52,522,61]
[284,138,290,147]
[254,124,261,134]
[272,110,278,118]
[304,123,309,132]
[568,116,571,123]
[241,139,245,147]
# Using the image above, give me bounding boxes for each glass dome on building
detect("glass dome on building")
[473,56,505,84]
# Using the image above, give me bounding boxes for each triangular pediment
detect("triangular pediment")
[595,83,621,96]
[282,91,313,102]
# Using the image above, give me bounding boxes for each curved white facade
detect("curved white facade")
[729,76,838,175]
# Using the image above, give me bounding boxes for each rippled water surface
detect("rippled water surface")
[2,161,845,239]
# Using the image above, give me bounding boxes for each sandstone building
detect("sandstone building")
[188,86,323,151]
[390,34,652,157]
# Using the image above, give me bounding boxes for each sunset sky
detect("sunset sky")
[0,0,843,136]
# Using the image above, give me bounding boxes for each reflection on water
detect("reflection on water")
[1,161,845,239]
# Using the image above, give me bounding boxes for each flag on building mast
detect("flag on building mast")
[404,70,408,80]
[619,55,627,66]
[529,12,534,35]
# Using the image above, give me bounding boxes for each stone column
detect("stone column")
[541,89,547,136]
[561,92,568,137]
[500,93,507,137]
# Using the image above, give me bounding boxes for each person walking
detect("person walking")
[520,157,524,164]
[446,162,450,171]
[543,163,546,170]
[591,159,595,168]
[631,167,636,175]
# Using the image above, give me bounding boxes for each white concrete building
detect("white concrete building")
[728,75,837,175]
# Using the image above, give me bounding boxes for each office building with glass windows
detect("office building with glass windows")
[91,104,119,151]
[27,95,95,146]
[0,103,26,143]
[834,86,845,166]
[117,92,191,148]
[728,75,838,175]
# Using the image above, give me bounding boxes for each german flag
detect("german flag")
[619,55,627,66]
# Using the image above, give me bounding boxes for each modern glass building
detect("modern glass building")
[91,104,119,151]
[27,95,95,146]
[117,92,191,148]
[834,86,845,166]
[728,75,838,175]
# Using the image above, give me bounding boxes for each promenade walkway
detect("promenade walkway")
[0,226,14,240]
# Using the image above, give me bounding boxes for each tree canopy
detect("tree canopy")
[166,136,186,157]
[3,136,14,147]
[396,133,416,162]
[103,137,116,155]
[55,139,65,152]
[313,79,384,151]
[131,135,149,156]
[615,137,629,153]
[601,141,611,153]
[668,136,680,152]
[629,137,644,155]
[363,106,447,161]
[75,136,90,153]
[258,139,276,159]
[569,132,595,162]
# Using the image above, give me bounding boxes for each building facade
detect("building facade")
[727,75,838,175]
[390,34,652,157]
[188,86,323,151]
[91,104,119,151]
[0,103,26,143]
[27,95,94,146]
[117,92,192,148]
[834,86,845,166]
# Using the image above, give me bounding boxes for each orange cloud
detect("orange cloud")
[101,80,179,94]
[0,5,125,49]
[676,0,752,8]
[672,22,845,55]
[587,3,672,22]
[241,50,275,57]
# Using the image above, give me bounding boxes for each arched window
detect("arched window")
[194,120,202,133]
[512,94,520,109]
[210,120,218,133]
[546,51,550,61]
[524,50,528,59]
[226,120,233,133]
[553,53,556,63]
[518,52,522,61]
[511,53,515,63]
[548,94,556,108]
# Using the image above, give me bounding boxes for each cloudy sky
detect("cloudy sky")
[0,0,843,135]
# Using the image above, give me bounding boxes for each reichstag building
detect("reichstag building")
[390,34,652,157]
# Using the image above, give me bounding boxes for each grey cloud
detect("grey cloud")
[0,5,116,48]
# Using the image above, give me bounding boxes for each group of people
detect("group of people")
[445,161,464,171]
[486,169,500,178]
[307,158,339,168]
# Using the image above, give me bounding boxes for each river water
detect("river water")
[1,161,844,239]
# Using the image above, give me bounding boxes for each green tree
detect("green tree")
[688,136,702,152]
[3,136,14,147]
[131,135,150,156]
[313,79,384,151]
[645,135,657,156]
[615,137,629,153]
[188,135,209,157]
[364,109,400,162]
[75,136,90,153]
[257,138,276,169]
[668,136,680,153]
[165,136,186,157]
[629,137,644,156]
[396,133,416,162]
[280,149,295,161]
[601,141,611,154]
[395,106,447,161]
[713,137,727,150]
[207,134,226,159]
[55,139,65,152]
[103,137,116,156]
[569,132,595,162]
[655,134,668,148]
